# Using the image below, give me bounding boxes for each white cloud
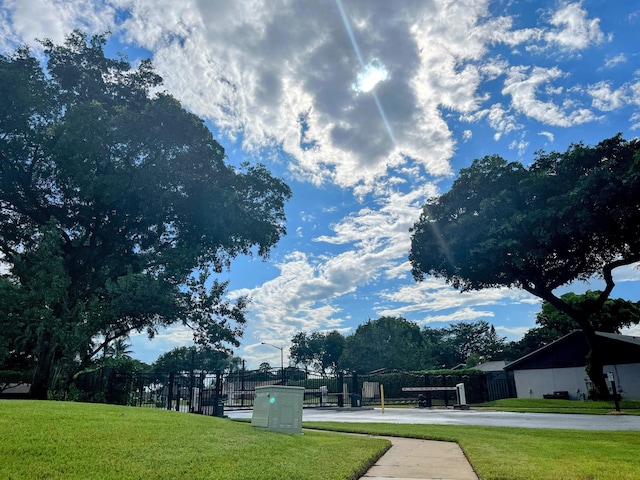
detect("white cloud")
[417,307,495,325]
[620,325,640,338]
[502,65,596,126]
[588,81,629,111]
[604,53,627,69]
[112,0,471,191]
[375,278,536,319]
[495,325,531,339]
[480,15,541,48]
[2,0,615,192]
[107,0,616,193]
[542,2,609,51]
[631,81,640,108]
[538,131,554,142]
[509,136,529,157]
[612,263,640,282]
[0,0,115,52]
[488,103,522,139]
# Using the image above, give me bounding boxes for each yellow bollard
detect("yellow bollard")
[380,384,385,414]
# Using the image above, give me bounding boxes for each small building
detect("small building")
[474,360,516,401]
[504,330,640,400]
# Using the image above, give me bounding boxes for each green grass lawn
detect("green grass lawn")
[471,398,640,415]
[4,399,640,480]
[304,421,640,480]
[0,400,389,480]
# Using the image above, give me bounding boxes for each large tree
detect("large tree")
[0,32,291,398]
[339,317,426,372]
[152,346,235,373]
[289,330,345,375]
[438,321,506,367]
[410,135,640,397]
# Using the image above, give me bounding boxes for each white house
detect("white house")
[504,330,640,400]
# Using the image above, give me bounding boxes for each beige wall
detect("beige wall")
[513,363,640,400]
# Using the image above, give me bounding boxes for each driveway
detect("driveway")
[226,407,640,431]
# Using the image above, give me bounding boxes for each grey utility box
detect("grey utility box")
[251,386,304,434]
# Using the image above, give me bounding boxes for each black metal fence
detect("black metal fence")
[73,366,512,416]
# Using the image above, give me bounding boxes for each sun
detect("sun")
[353,59,389,93]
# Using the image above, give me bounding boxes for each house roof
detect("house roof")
[504,330,640,371]
[1,383,31,394]
[474,360,512,372]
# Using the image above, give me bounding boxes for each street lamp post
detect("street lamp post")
[261,342,284,384]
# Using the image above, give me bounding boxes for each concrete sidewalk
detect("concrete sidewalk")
[362,436,478,480]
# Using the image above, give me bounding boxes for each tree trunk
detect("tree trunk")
[579,324,609,399]
[532,288,610,399]
[29,354,53,400]
[29,331,56,400]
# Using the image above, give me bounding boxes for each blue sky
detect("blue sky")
[2,0,639,368]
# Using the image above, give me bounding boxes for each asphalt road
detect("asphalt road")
[226,407,640,431]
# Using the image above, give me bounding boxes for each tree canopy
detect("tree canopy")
[505,291,640,359]
[339,317,426,372]
[410,134,640,396]
[437,321,506,367]
[289,330,345,375]
[0,32,291,398]
[152,346,236,373]
[535,291,640,335]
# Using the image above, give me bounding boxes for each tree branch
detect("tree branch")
[597,255,640,308]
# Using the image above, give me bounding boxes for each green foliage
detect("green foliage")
[323,331,346,373]
[0,32,291,398]
[410,134,640,396]
[339,317,427,372]
[536,291,640,334]
[0,400,388,480]
[71,356,151,404]
[435,321,506,367]
[290,330,345,375]
[152,346,236,373]
[505,291,640,359]
[410,135,640,294]
[0,277,32,384]
[292,318,509,375]
[103,337,133,361]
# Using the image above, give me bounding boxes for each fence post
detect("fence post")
[213,371,220,412]
[338,371,344,407]
[168,372,174,411]
[351,372,358,406]
[422,373,431,407]
[197,372,205,414]
[189,349,195,412]
[241,360,246,407]
[138,375,144,407]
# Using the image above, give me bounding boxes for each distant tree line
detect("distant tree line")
[289,291,640,375]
